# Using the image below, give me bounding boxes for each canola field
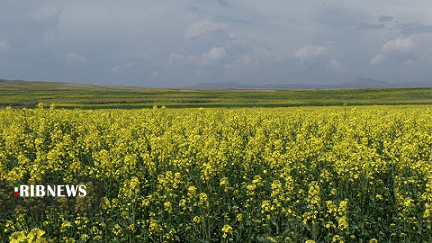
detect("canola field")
[1,104,432,242]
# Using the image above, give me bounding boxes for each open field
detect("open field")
[2,81,432,242]
[1,106,432,242]
[0,79,174,91]
[1,80,432,109]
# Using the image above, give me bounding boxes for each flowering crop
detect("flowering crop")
[1,104,432,242]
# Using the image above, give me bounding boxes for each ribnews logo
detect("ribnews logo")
[14,183,87,197]
[1,181,104,213]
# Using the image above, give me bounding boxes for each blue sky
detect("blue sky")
[1,1,432,87]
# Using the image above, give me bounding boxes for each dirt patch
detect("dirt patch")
[2,101,38,109]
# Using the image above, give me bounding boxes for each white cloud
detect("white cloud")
[65,53,87,66]
[152,71,159,77]
[0,41,9,52]
[295,46,327,62]
[184,20,227,39]
[370,37,415,65]
[235,55,258,68]
[199,47,228,66]
[203,47,227,62]
[111,66,121,73]
[326,59,344,71]
[370,54,385,65]
[240,55,252,65]
[167,47,227,66]
[111,63,132,73]
[382,37,414,53]
[167,53,186,64]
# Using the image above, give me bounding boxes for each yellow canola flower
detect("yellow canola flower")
[9,228,47,243]
[220,177,229,186]
[9,231,27,243]
[3,105,432,242]
[188,186,197,197]
[164,201,173,213]
[221,224,233,238]
[193,216,201,224]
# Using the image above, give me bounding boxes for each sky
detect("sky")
[1,1,432,88]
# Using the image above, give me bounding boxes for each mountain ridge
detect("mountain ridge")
[185,77,432,89]
[1,77,432,90]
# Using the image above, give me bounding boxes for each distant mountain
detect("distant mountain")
[341,77,390,89]
[260,83,337,89]
[185,82,257,89]
[185,82,332,89]
[342,78,432,89]
[185,78,432,89]
[2,77,432,90]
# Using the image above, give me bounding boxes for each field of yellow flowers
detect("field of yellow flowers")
[1,104,432,242]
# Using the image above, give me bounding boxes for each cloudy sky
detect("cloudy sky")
[1,1,432,87]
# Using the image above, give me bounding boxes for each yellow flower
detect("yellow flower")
[80,234,89,242]
[113,224,122,236]
[9,231,27,243]
[188,186,197,197]
[236,213,243,221]
[261,200,272,213]
[61,221,72,228]
[193,216,201,224]
[220,177,229,186]
[164,201,173,213]
[9,228,47,243]
[221,224,233,238]
[330,189,337,195]
[332,235,342,242]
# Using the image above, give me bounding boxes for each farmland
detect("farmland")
[1,103,432,242]
[1,81,432,109]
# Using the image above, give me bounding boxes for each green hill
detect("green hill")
[1,79,432,109]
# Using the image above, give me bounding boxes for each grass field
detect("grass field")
[1,80,432,109]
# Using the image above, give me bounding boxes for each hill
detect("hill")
[2,78,432,109]
[0,79,169,90]
[186,77,432,89]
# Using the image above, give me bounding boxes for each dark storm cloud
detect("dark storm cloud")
[378,15,393,22]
